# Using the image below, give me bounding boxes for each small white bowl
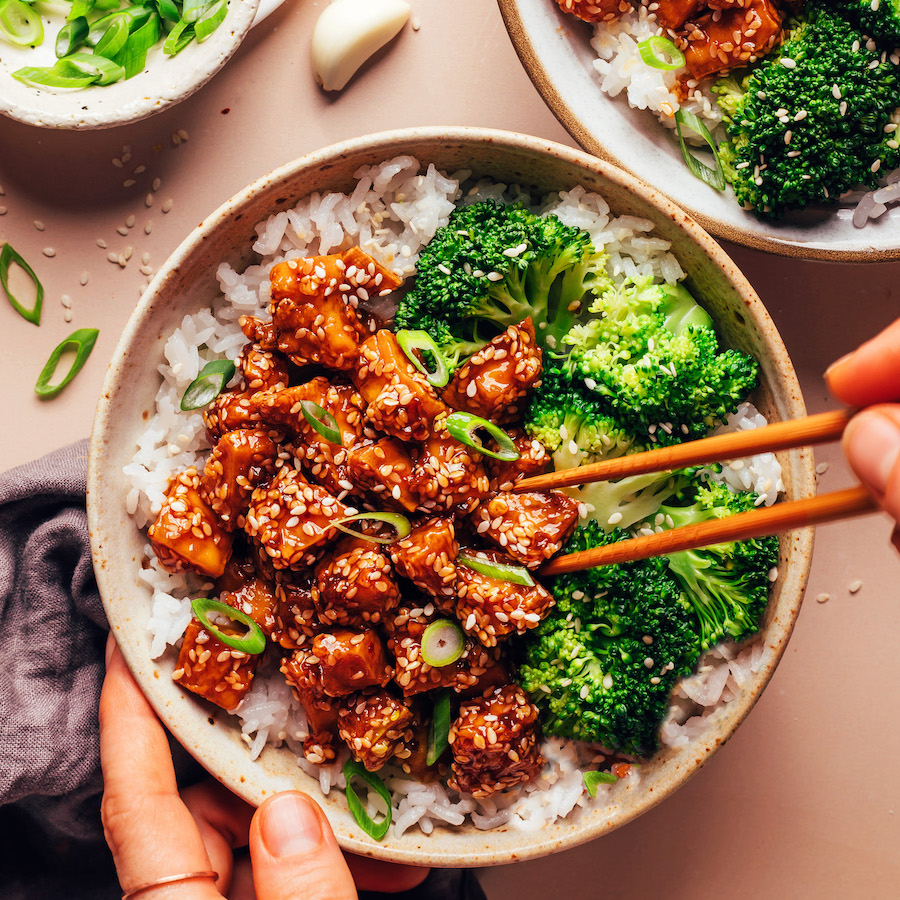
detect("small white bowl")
[0,0,260,129]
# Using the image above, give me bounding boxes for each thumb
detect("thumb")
[249,792,358,900]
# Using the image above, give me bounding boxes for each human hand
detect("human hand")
[100,636,429,899]
[825,316,900,552]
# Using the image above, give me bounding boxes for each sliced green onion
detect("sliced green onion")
[0,243,42,325]
[674,108,726,192]
[420,619,465,668]
[637,35,685,71]
[457,552,534,587]
[93,14,130,58]
[113,13,159,78]
[34,328,99,399]
[180,358,235,411]
[396,329,450,388]
[63,51,126,84]
[582,769,618,797]
[180,0,208,23]
[56,17,89,57]
[163,16,193,55]
[12,63,96,87]
[191,597,267,655]
[0,0,43,46]
[300,399,341,445]
[333,512,411,544]
[67,0,96,21]
[427,690,451,765]
[343,759,391,840]
[445,411,520,461]
[154,0,179,21]
[194,0,225,41]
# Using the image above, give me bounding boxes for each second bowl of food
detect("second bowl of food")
[88,126,814,866]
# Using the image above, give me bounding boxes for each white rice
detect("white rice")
[127,156,780,837]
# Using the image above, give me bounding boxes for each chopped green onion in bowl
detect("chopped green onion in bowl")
[637,35,685,71]
[456,551,534,586]
[180,358,235,411]
[333,511,411,544]
[420,620,465,667]
[343,759,392,840]
[582,769,618,797]
[0,0,44,47]
[190,597,267,655]
[426,690,452,765]
[396,328,451,387]
[445,411,520,461]
[674,108,726,192]
[301,398,342,445]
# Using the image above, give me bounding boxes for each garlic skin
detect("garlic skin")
[311,0,412,92]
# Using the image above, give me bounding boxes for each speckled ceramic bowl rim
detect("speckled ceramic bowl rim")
[497,0,900,263]
[88,126,815,867]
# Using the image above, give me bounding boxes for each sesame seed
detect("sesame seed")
[162,199,173,213]
[42,247,55,257]
[816,462,829,475]
[849,579,863,593]
[832,85,842,99]
[871,159,882,173]
[643,657,654,668]
[816,592,830,603]
[767,567,779,583]
[780,57,796,68]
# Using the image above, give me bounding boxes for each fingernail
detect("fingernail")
[844,411,900,494]
[261,793,324,858]
[824,351,853,385]
[105,632,116,667]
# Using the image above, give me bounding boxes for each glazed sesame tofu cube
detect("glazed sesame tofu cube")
[271,578,321,649]
[269,253,370,370]
[280,649,339,764]
[354,330,448,442]
[410,421,490,514]
[203,390,264,443]
[311,628,393,697]
[442,319,542,424]
[454,548,555,647]
[447,684,543,798]
[235,343,290,393]
[239,315,279,351]
[485,430,551,492]
[199,429,281,531]
[385,603,498,696]
[149,468,233,578]
[652,0,702,30]
[244,467,347,570]
[346,438,418,512]
[337,689,416,771]
[470,490,580,568]
[398,721,444,781]
[389,517,459,606]
[220,576,279,637]
[341,246,403,296]
[552,0,631,23]
[312,536,401,627]
[173,618,259,712]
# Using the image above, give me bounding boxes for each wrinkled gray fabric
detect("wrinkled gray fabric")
[0,441,483,900]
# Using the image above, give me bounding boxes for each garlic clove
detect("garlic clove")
[311,0,412,93]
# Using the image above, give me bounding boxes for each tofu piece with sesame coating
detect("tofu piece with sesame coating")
[447,684,543,798]
[354,330,449,442]
[239,315,279,351]
[149,468,234,577]
[341,246,403,297]
[199,429,281,531]
[172,618,260,712]
[385,603,499,696]
[485,431,551,492]
[235,343,290,393]
[410,420,490,514]
[220,575,279,637]
[470,490,580,568]
[454,548,555,647]
[652,0,703,31]
[312,536,401,627]
[337,689,416,771]
[203,390,264,443]
[310,628,393,697]
[441,319,543,424]
[388,517,459,606]
[279,649,339,764]
[244,467,347,570]
[346,438,419,512]
[271,577,322,649]
[552,0,631,23]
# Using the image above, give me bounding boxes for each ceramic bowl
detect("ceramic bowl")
[0,0,260,129]
[87,126,815,866]
[498,0,900,261]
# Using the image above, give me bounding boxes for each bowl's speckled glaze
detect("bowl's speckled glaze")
[498,0,900,262]
[87,127,815,867]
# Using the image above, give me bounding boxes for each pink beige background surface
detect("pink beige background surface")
[1,0,898,896]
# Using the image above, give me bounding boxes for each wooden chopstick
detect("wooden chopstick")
[514,408,853,494]
[541,485,877,574]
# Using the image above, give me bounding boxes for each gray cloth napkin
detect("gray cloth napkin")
[0,441,484,900]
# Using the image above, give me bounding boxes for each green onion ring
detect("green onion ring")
[396,329,451,388]
[180,358,236,411]
[0,0,44,46]
[457,552,534,586]
[421,620,465,668]
[445,411,520,461]
[674,108,726,191]
[194,0,226,41]
[62,51,125,84]
[333,512,411,544]
[0,243,43,325]
[93,15,130,59]
[190,597,267,655]
[56,17,89,57]
[427,690,452,765]
[637,35,685,71]
[300,399,341,445]
[34,328,99,399]
[12,63,97,88]
[582,770,618,797]
[343,759,391,840]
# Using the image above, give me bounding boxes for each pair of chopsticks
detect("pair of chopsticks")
[511,409,878,575]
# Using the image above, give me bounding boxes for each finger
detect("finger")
[100,637,222,899]
[344,854,430,893]
[249,792,357,900]
[825,317,900,407]
[892,524,900,555]
[842,406,900,522]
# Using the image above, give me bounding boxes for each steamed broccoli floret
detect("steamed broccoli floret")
[713,2,900,216]
[831,0,900,43]
[518,522,701,755]
[563,277,758,445]
[651,481,779,650]
[394,199,610,365]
